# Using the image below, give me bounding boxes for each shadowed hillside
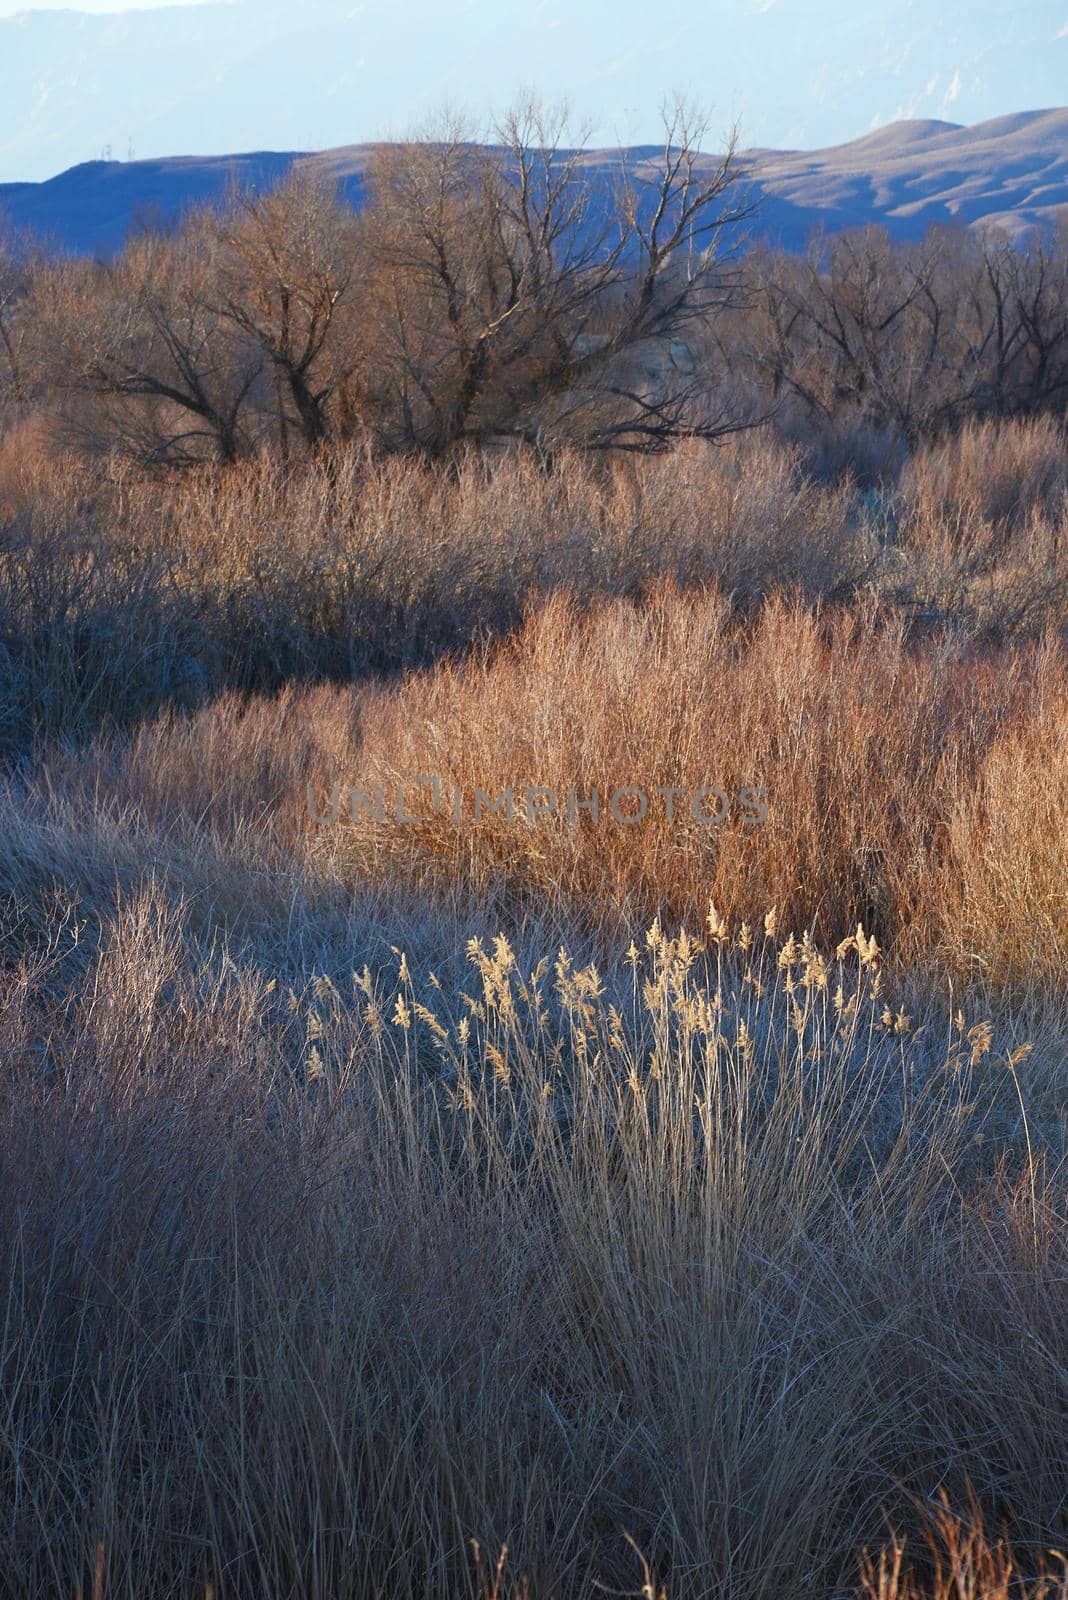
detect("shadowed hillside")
[3,107,1068,258]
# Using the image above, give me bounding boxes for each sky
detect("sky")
[0,0,210,11]
[0,0,1065,182]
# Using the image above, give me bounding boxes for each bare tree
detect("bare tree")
[209,173,362,454]
[746,218,1068,446]
[41,223,262,466]
[23,106,1064,479]
[747,226,962,439]
[355,96,755,460]
[0,222,39,416]
[1005,220,1068,415]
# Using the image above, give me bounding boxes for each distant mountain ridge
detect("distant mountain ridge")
[2,108,1067,259]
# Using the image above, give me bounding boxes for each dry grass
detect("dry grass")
[26,583,1056,989]
[889,418,1068,639]
[860,1494,1068,1600]
[0,889,1065,1599]
[0,432,867,760]
[1,415,1067,1597]
[297,585,1066,985]
[4,420,1066,763]
[900,417,1068,535]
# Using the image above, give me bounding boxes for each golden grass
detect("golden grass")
[860,1493,1068,1600]
[296,585,1067,985]
[22,582,1058,991]
[4,418,1067,760]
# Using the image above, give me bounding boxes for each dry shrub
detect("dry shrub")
[893,505,1068,640]
[939,678,1068,988]
[10,583,1064,992]
[0,433,869,761]
[595,432,863,601]
[5,421,1066,765]
[0,502,215,758]
[892,419,1068,639]
[0,413,70,521]
[140,431,862,637]
[901,417,1068,534]
[280,585,1060,984]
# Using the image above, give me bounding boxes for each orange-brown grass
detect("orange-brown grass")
[9,584,1065,992]
[299,585,1064,985]
[28,582,1055,990]
[860,1493,1068,1600]
[5,421,1067,762]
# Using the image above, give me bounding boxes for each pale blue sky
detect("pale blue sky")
[1,0,1065,182]
[0,0,211,12]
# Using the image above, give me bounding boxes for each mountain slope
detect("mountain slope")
[746,108,1068,242]
[2,109,1067,259]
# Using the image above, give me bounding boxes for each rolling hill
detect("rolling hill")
[1,107,1067,259]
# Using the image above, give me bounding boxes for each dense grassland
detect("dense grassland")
[1,414,1068,1599]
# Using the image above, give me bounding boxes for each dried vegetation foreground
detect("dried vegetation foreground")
[1,302,1068,1596]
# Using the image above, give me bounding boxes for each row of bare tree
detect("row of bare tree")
[1,102,754,467]
[2,99,1067,471]
[733,222,1068,444]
